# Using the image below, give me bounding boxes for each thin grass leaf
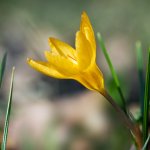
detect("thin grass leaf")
[142,134,150,150]
[143,48,150,150]
[1,67,15,150]
[135,41,145,117]
[0,52,7,88]
[97,32,127,113]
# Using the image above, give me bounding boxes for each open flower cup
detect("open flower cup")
[27,12,104,93]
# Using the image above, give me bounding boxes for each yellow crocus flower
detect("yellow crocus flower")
[27,12,104,93]
[27,12,143,149]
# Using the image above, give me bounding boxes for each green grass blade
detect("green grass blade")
[135,41,145,117]
[142,134,150,150]
[0,52,7,88]
[1,67,15,150]
[97,32,127,113]
[143,48,150,150]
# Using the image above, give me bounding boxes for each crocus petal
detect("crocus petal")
[49,38,76,60]
[44,51,79,76]
[74,64,104,92]
[80,12,96,60]
[75,31,93,70]
[27,58,66,78]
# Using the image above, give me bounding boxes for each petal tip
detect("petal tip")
[49,37,58,47]
[81,11,89,20]
[49,37,55,42]
[48,37,55,44]
[48,37,52,43]
[48,37,55,49]
[82,11,87,17]
[27,58,34,66]
[27,58,31,62]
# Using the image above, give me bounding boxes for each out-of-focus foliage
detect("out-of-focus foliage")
[0,52,7,88]
[1,67,14,150]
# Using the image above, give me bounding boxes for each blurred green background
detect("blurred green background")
[0,0,149,149]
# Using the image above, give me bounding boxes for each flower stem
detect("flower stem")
[100,89,142,150]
